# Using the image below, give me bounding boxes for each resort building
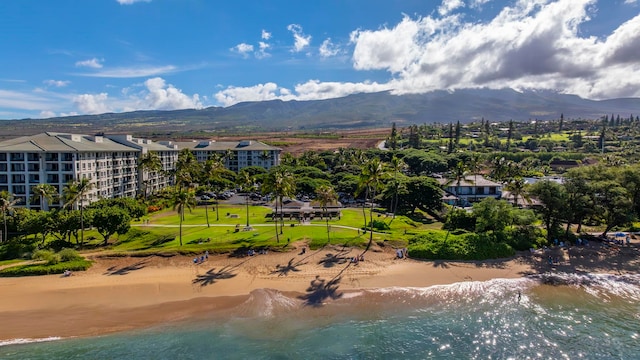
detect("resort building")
[0,133,281,209]
[0,133,179,209]
[174,140,281,172]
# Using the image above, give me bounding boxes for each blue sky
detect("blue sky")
[1,0,639,119]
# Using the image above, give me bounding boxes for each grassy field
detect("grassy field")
[82,204,435,255]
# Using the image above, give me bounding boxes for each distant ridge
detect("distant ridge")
[2,88,640,137]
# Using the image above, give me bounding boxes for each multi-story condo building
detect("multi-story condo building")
[0,133,281,209]
[174,140,281,172]
[0,133,178,209]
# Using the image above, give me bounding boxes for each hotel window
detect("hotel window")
[0,153,6,161]
[10,153,24,161]
[11,163,25,172]
[0,164,7,172]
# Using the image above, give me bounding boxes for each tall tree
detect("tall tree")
[237,169,255,228]
[203,154,227,223]
[174,148,200,189]
[506,119,514,151]
[0,191,20,242]
[388,155,407,220]
[445,160,470,207]
[63,177,94,246]
[592,180,634,237]
[529,180,567,242]
[357,158,388,251]
[388,122,399,150]
[138,151,163,200]
[30,183,58,211]
[262,167,295,241]
[315,184,337,244]
[170,187,196,246]
[504,177,530,207]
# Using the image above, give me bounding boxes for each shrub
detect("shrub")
[368,220,390,231]
[0,259,92,277]
[32,249,60,265]
[58,248,82,262]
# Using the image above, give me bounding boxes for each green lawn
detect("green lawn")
[93,205,443,255]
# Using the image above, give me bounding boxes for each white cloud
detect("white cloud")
[142,77,202,110]
[624,0,637,4]
[75,58,103,68]
[39,110,56,118]
[345,0,640,100]
[214,80,389,106]
[232,43,254,58]
[213,0,640,105]
[470,0,492,9]
[262,29,272,40]
[76,65,177,78]
[256,42,271,59]
[73,93,110,114]
[319,38,340,58]
[287,24,311,52]
[116,0,151,4]
[438,0,465,16]
[43,79,70,87]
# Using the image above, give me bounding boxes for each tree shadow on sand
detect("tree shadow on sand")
[271,258,308,277]
[432,260,450,269]
[318,250,350,268]
[192,265,237,287]
[298,275,343,307]
[104,260,148,276]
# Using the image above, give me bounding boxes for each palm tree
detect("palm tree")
[203,154,226,224]
[315,185,337,244]
[170,187,196,246]
[31,183,58,210]
[0,191,20,242]
[63,177,94,246]
[237,170,255,228]
[174,148,200,189]
[468,153,483,202]
[445,160,471,207]
[504,177,530,207]
[357,158,388,251]
[138,151,163,200]
[389,155,407,220]
[258,150,271,166]
[263,167,295,242]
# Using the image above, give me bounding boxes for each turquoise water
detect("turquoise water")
[2,273,639,359]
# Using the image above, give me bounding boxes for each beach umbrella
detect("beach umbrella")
[615,232,625,238]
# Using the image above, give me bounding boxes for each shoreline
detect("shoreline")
[1,243,638,342]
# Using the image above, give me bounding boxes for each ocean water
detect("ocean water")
[2,273,639,359]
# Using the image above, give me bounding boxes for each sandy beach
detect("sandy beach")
[1,240,638,341]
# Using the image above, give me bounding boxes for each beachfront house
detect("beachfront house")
[437,175,502,206]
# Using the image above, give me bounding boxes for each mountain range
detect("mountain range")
[2,88,640,138]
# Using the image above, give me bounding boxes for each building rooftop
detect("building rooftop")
[0,133,138,152]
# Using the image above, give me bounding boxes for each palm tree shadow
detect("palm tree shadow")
[298,275,343,307]
[271,258,308,277]
[192,265,237,287]
[104,260,148,275]
[432,260,449,269]
[318,251,349,268]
